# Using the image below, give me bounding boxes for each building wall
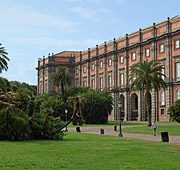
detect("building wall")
[37,16,180,121]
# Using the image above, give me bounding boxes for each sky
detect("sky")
[1,0,180,85]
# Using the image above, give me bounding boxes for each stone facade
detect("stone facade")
[37,16,180,122]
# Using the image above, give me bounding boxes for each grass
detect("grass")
[0,133,180,170]
[67,121,146,128]
[123,124,180,136]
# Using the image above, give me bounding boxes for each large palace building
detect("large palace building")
[37,16,180,121]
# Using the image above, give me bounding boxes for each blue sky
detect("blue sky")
[1,0,180,85]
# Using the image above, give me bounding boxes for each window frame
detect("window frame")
[100,77,103,91]
[145,47,150,57]
[76,68,79,75]
[131,51,136,61]
[100,60,103,69]
[159,42,165,53]
[108,58,112,67]
[175,62,180,81]
[175,88,180,101]
[160,90,165,106]
[83,65,87,73]
[91,63,95,71]
[119,55,124,64]
[174,38,180,50]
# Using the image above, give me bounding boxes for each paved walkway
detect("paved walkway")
[67,125,180,145]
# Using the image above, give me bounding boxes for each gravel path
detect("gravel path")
[66,125,180,145]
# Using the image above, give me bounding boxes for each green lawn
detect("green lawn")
[0,133,180,170]
[67,121,146,128]
[123,124,180,136]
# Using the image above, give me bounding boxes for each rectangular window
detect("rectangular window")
[145,47,150,57]
[120,73,124,86]
[160,108,165,116]
[76,68,79,75]
[91,63,95,71]
[131,51,136,61]
[45,70,48,76]
[175,89,180,101]
[100,61,103,69]
[131,73,136,82]
[40,81,43,94]
[174,38,180,50]
[108,75,112,90]
[92,78,95,90]
[108,58,112,66]
[120,55,124,64]
[176,62,180,81]
[40,71,43,78]
[45,80,48,93]
[100,77,103,91]
[76,79,79,87]
[159,43,165,53]
[160,91,165,106]
[83,66,86,73]
[83,78,87,87]
[161,65,165,80]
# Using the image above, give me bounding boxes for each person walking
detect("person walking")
[152,120,158,136]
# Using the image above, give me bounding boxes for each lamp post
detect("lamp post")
[65,109,68,132]
[118,100,123,137]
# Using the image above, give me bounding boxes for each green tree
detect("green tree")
[0,43,10,73]
[129,60,167,126]
[168,100,180,123]
[0,77,11,92]
[52,66,72,102]
[82,90,113,124]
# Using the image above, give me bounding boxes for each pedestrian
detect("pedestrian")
[151,120,158,136]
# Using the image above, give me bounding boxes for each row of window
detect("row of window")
[40,70,48,78]
[40,80,48,94]
[76,61,180,82]
[76,39,180,75]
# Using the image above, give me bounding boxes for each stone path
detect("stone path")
[67,125,180,145]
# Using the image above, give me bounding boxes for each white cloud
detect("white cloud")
[7,36,104,50]
[0,6,75,29]
[70,6,109,19]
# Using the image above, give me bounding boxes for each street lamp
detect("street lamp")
[65,109,68,132]
[118,100,123,137]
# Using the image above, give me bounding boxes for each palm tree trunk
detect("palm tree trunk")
[61,82,65,102]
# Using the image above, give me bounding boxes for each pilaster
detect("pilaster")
[79,51,82,86]
[88,48,90,86]
[104,42,107,89]
[96,45,99,90]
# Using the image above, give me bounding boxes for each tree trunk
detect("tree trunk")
[147,105,151,126]
[61,82,65,102]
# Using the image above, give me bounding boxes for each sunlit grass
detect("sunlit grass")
[0,133,180,170]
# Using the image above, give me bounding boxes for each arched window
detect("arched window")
[175,89,180,101]
[160,90,165,106]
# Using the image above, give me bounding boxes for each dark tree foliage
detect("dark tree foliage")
[81,90,113,124]
[168,100,180,123]
[0,90,64,141]
[11,81,37,96]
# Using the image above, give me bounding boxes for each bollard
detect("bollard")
[100,128,104,134]
[76,127,81,133]
[161,132,169,142]
[114,126,117,131]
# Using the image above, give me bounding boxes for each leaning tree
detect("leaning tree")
[129,60,167,126]
[0,43,10,73]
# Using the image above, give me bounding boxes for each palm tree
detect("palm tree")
[52,66,72,102]
[129,60,167,126]
[0,43,10,73]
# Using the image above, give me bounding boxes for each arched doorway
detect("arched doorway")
[119,94,125,120]
[131,93,138,121]
[144,92,151,122]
